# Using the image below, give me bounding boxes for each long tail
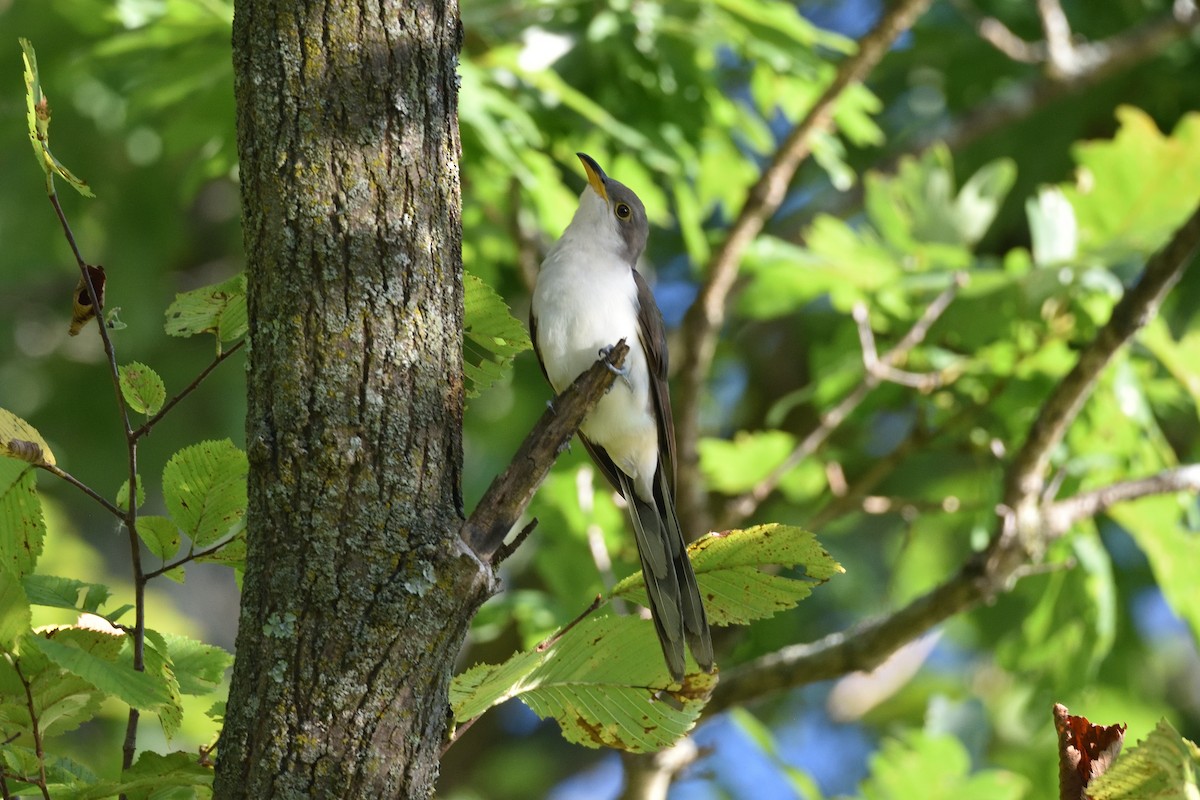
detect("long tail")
[617,468,714,681]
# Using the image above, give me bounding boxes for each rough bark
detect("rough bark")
[215,1,487,798]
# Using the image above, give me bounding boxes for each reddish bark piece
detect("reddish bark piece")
[1054,703,1126,800]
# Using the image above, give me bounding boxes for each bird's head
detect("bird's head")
[570,152,649,264]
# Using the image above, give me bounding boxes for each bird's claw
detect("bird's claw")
[598,345,633,391]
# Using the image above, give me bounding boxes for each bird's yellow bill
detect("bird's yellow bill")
[577,153,608,203]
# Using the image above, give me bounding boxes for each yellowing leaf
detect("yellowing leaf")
[612,524,842,626]
[0,408,56,466]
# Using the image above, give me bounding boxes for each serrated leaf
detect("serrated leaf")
[451,613,715,753]
[137,515,181,561]
[31,629,173,711]
[0,578,31,650]
[861,731,1030,800]
[196,528,245,568]
[116,475,146,512]
[2,629,121,739]
[142,630,183,738]
[0,407,56,466]
[463,272,532,398]
[612,524,842,626]
[1089,719,1200,800]
[161,633,232,695]
[20,38,94,198]
[51,750,213,800]
[21,575,111,615]
[119,362,166,415]
[164,273,247,343]
[0,459,46,578]
[162,440,248,548]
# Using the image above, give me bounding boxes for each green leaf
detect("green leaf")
[142,630,183,738]
[0,459,46,579]
[1,629,119,739]
[860,731,1030,800]
[463,272,532,398]
[698,430,797,494]
[21,575,111,615]
[118,362,166,415]
[1027,187,1078,266]
[1063,107,1200,263]
[137,515,181,560]
[31,629,174,711]
[1089,719,1200,800]
[0,578,31,650]
[116,474,146,512]
[611,524,842,626]
[19,38,95,198]
[1108,495,1200,644]
[52,750,213,800]
[451,612,715,753]
[162,440,248,548]
[164,273,247,343]
[0,407,56,465]
[160,633,233,695]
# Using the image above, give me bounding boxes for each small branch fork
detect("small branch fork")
[704,200,1200,716]
[719,275,964,529]
[459,341,629,563]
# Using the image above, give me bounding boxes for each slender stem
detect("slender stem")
[131,339,246,441]
[143,538,238,580]
[12,659,51,800]
[48,189,146,772]
[37,463,125,519]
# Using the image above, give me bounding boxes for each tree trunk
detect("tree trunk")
[215,1,486,798]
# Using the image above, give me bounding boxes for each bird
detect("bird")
[530,152,714,681]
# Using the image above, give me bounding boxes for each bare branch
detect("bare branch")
[37,463,126,519]
[618,740,701,800]
[1044,464,1200,535]
[675,0,936,535]
[1036,0,1077,77]
[460,341,629,561]
[718,276,963,529]
[131,339,246,441]
[1003,202,1200,510]
[976,16,1046,63]
[704,203,1200,715]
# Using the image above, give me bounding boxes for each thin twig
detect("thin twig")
[1036,0,1077,77]
[536,594,603,652]
[704,200,1200,716]
[131,339,246,441]
[13,660,51,800]
[493,518,539,565]
[719,276,963,529]
[37,463,125,519]
[48,189,146,772]
[674,0,936,536]
[142,537,240,580]
[1043,464,1200,535]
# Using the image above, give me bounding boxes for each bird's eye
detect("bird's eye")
[616,203,632,220]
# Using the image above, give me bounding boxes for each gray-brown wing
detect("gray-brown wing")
[633,269,676,492]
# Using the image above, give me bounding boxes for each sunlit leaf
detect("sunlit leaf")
[463,272,532,398]
[162,439,248,549]
[451,613,715,753]
[164,273,247,344]
[0,408,56,466]
[1089,719,1200,800]
[118,362,166,416]
[0,459,45,579]
[612,524,842,626]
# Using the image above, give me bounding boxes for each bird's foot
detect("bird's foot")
[598,345,633,391]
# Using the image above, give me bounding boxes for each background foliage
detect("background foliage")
[2,0,1199,797]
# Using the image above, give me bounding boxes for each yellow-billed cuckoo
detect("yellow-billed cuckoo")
[530,153,714,681]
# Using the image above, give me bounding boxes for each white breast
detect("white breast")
[532,242,659,495]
